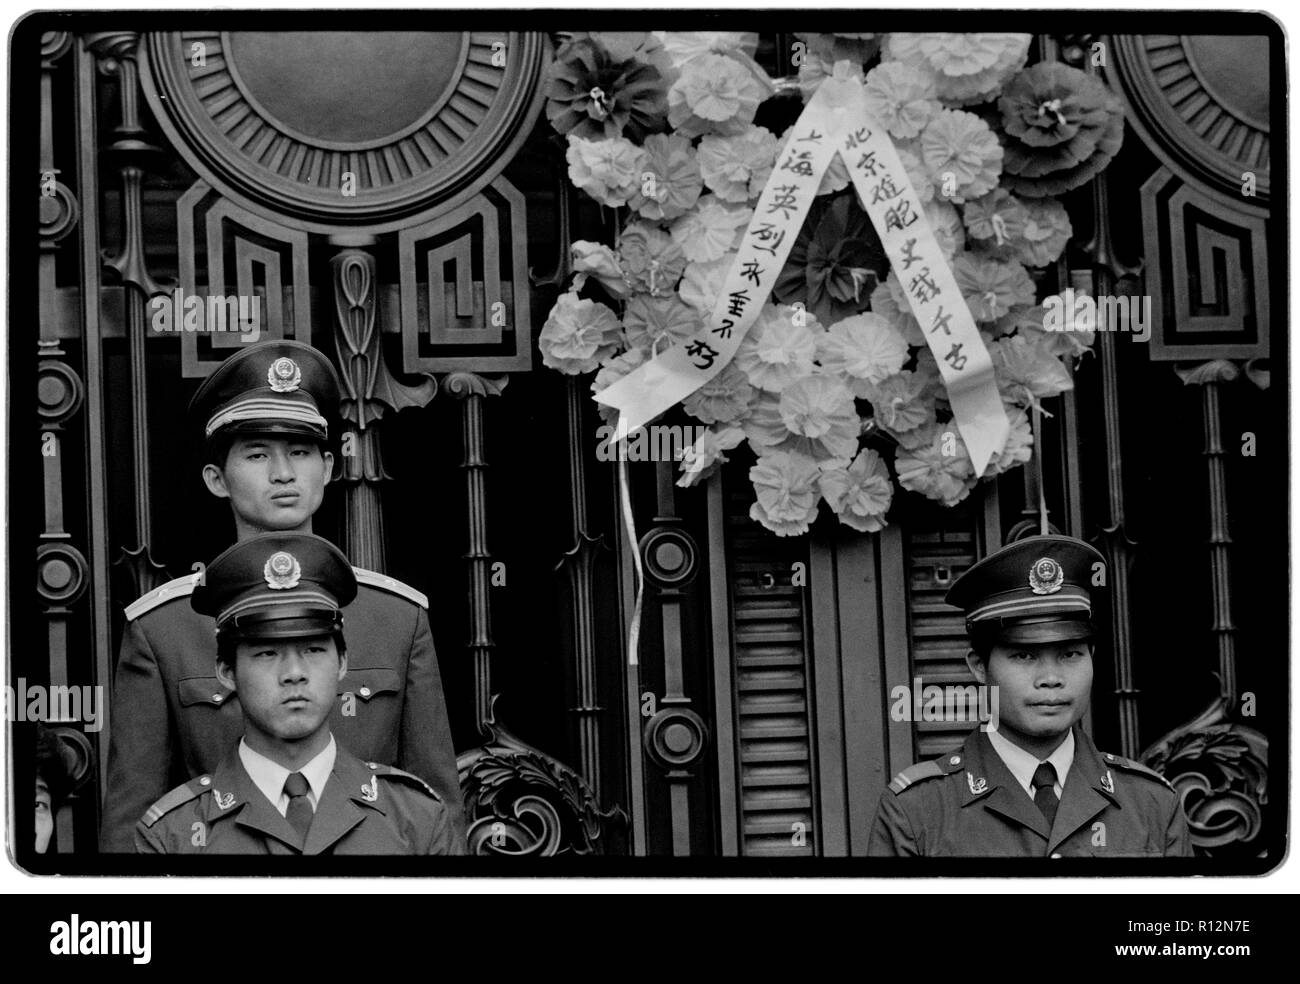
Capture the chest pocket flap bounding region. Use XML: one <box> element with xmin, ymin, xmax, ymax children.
<box><xmin>179</xmin><ymin>676</ymin><xmax>234</xmax><ymax>708</ymax></box>
<box><xmin>338</xmin><ymin>667</ymin><xmax>401</xmax><ymax>701</ymax></box>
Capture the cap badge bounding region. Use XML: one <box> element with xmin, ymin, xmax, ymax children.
<box><xmin>967</xmin><ymin>772</ymin><xmax>988</xmax><ymax>795</ymax></box>
<box><xmin>267</xmin><ymin>357</ymin><xmax>302</xmax><ymax>393</ymax></box>
<box><xmin>1100</xmin><ymin>770</ymin><xmax>1114</xmax><ymax>794</ymax></box>
<box><xmin>263</xmin><ymin>551</ymin><xmax>302</xmax><ymax>590</ymax></box>
<box><xmin>1028</xmin><ymin>557</ymin><xmax>1064</xmax><ymax>595</ymax></box>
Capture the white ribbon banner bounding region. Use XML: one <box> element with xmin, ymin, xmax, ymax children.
<box><xmin>595</xmin><ymin>70</ymin><xmax>1008</xmax><ymax>475</ymax></box>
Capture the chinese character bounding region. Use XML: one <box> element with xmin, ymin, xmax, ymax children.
<box><xmin>884</xmin><ymin>200</ymin><xmax>919</xmax><ymax>233</ymax></box>
<box><xmin>870</xmin><ymin>174</ymin><xmax>904</xmax><ymax>205</ymax></box>
<box><xmin>779</xmin><ymin>149</ymin><xmax>815</xmax><ymax>177</ymax></box>
<box><xmin>944</xmin><ymin>342</ymin><xmax>968</xmax><ymax>372</ymax></box>
<box><xmin>929</xmin><ymin>305</ymin><xmax>953</xmax><ymax>337</ymax></box>
<box><xmin>844</xmin><ymin>126</ymin><xmax>873</xmax><ymax>150</ymax></box>
<box><xmin>686</xmin><ymin>340</ymin><xmax>719</xmax><ymax>370</ymax></box>
<box><xmin>855</xmin><ymin>151</ymin><xmax>880</xmax><ymax>178</ymax></box>
<box><xmin>726</xmin><ymin>290</ymin><xmax>750</xmax><ymax>318</ymax></box>
<box><xmin>712</xmin><ymin>318</ymin><xmax>736</xmax><ymax>340</ymax></box>
<box><xmin>766</xmin><ymin>184</ymin><xmax>801</xmax><ymax>218</ymax></box>
<box><xmin>751</xmin><ymin>223</ymin><xmax>786</xmax><ymax>256</ymax></box>
<box><xmin>796</xmin><ymin>129</ymin><xmax>824</xmax><ymax>143</ymax></box>
<box><xmin>908</xmin><ymin>267</ymin><xmax>940</xmax><ymax>305</ymax></box>
<box><xmin>899</xmin><ymin>237</ymin><xmax>921</xmax><ymax>270</ymax></box>
<box><xmin>740</xmin><ymin>260</ymin><xmax>765</xmax><ymax>285</ymax></box>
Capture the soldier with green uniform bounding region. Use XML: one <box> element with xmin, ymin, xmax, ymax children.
<box><xmin>869</xmin><ymin>534</ymin><xmax>1193</xmax><ymax>858</ymax></box>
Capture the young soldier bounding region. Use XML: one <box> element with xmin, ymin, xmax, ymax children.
<box><xmin>101</xmin><ymin>341</ymin><xmax>464</xmax><ymax>852</ymax></box>
<box><xmin>136</xmin><ymin>533</ymin><xmax>462</xmax><ymax>854</ymax></box>
<box><xmin>869</xmin><ymin>534</ymin><xmax>1192</xmax><ymax>858</ymax></box>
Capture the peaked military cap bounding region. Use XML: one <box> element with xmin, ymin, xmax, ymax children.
<box><xmin>189</xmin><ymin>340</ymin><xmax>341</xmax><ymax>442</ymax></box>
<box><xmin>192</xmin><ymin>532</ymin><xmax>357</xmax><ymax>641</ymax></box>
<box><xmin>945</xmin><ymin>534</ymin><xmax>1105</xmax><ymax>644</ymax></box>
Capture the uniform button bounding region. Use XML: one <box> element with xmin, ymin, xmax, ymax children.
<box><xmin>949</xmin><ymin>756</ymin><xmax>961</xmax><ymax>765</ymax></box>
<box><xmin>199</xmin><ymin>776</ymin><xmax>211</xmax><ymax>786</ymax></box>
<box><xmin>359</xmin><ymin>686</ymin><xmax>371</xmax><ymax>697</ymax></box>
<box><xmin>366</xmin><ymin>762</ymin><xmax>377</xmax><ymax>770</ymax></box>
<box><xmin>1105</xmin><ymin>753</ymin><xmax>1115</xmax><ymax>761</ymax></box>
<box><xmin>212</xmin><ymin>693</ymin><xmax>222</xmax><ymax>702</ymax></box>
<box><xmin>1050</xmin><ymin>852</ymin><xmax>1062</xmax><ymax>859</ymax></box>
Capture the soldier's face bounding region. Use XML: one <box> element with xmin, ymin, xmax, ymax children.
<box><xmin>218</xmin><ymin>635</ymin><xmax>346</xmax><ymax>748</ymax></box>
<box><xmin>968</xmin><ymin>641</ymin><xmax>1092</xmax><ymax>744</ymax></box>
<box><xmin>202</xmin><ymin>437</ymin><xmax>333</xmax><ymax>536</ymax></box>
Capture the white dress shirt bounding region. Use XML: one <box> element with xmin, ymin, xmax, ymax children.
<box><xmin>986</xmin><ymin>727</ymin><xmax>1074</xmax><ymax>802</ymax></box>
<box><xmin>238</xmin><ymin>735</ymin><xmax>336</xmax><ymax>816</ymax></box>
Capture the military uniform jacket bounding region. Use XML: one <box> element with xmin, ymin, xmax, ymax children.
<box><xmin>134</xmin><ymin>743</ymin><xmax>465</xmax><ymax>855</ymax></box>
<box><xmin>101</xmin><ymin>570</ymin><xmax>465</xmax><ymax>853</ymax></box>
<box><xmin>868</xmin><ymin>726</ymin><xmax>1193</xmax><ymax>857</ymax></box>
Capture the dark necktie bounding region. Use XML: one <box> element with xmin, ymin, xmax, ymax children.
<box><xmin>1031</xmin><ymin>762</ymin><xmax>1059</xmax><ymax>828</ymax></box>
<box><xmin>283</xmin><ymin>772</ymin><xmax>314</xmax><ymax>844</ymax></box>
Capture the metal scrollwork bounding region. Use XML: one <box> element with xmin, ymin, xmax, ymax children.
<box><xmin>1143</xmin><ymin>697</ymin><xmax>1268</xmax><ymax>856</ymax></box>
<box><xmin>458</xmin><ymin>697</ymin><xmax>627</xmax><ymax>856</ymax></box>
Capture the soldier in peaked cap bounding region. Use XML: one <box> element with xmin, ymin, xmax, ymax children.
<box><xmin>102</xmin><ymin>340</ymin><xmax>466</xmax><ymax>852</ymax></box>
<box><xmin>869</xmin><ymin>534</ymin><xmax>1193</xmax><ymax>858</ymax></box>
<box><xmin>135</xmin><ymin>534</ymin><xmax>462</xmax><ymax>855</ymax></box>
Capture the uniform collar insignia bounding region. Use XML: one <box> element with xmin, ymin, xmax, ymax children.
<box><xmin>360</xmin><ymin>775</ymin><xmax>378</xmax><ymax>802</ymax></box>
<box><xmin>213</xmin><ymin>789</ymin><xmax>236</xmax><ymax>810</ymax></box>
<box><xmin>1100</xmin><ymin>770</ymin><xmax>1114</xmax><ymax>793</ymax></box>
<box><xmin>967</xmin><ymin>771</ymin><xmax>988</xmax><ymax>795</ymax></box>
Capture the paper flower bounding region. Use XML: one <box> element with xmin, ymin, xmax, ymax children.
<box><xmin>962</xmin><ymin>188</ymin><xmax>1028</xmax><ymax>257</ymax></box>
<box><xmin>734</xmin><ymin>303</ymin><xmax>823</xmax><ymax>393</ymax></box>
<box><xmin>885</xmin><ymin>33</ymin><xmax>1031</xmax><ymax>106</ymax></box>
<box><xmin>796</xmin><ymin>33</ymin><xmax>879</xmax><ymax>67</ymax></box>
<box><xmin>982</xmin><ymin>404</ymin><xmax>1034</xmax><ymax>477</ymax></box>
<box><xmin>894</xmin><ymin>145</ymin><xmax>934</xmax><ymax>204</ymax></box>
<box><xmin>545</xmin><ymin>36</ymin><xmax>669</xmax><ymax>141</ymax></box>
<box><xmin>1022</xmin><ymin>298</ymin><xmax>1096</xmax><ymax>360</ymax></box>
<box><xmin>678</xmin><ymin>250</ymin><xmax>735</xmax><ymax>315</ymax></box>
<box><xmin>682</xmin><ymin>361</ymin><xmax>754</xmax><ymax>425</ymax></box>
<box><xmin>748</xmin><ymin>449</ymin><xmax>823</xmax><ymax>536</ymax></box>
<box><xmin>741</xmin><ymin>390</ymin><xmax>790</xmax><ymax>450</ymax></box>
<box><xmin>656</xmin><ymin>32</ymin><xmax>759</xmax><ymax>68</ymax></box>
<box><xmin>570</xmin><ymin>240</ymin><xmax>628</xmax><ymax>299</ymax></box>
<box><xmin>953</xmin><ymin>252</ymin><xmax>1037</xmax><ymax>323</ymax></box>
<box><xmin>579</xmin><ymin>32</ymin><xmax>677</xmax><ymax>83</ymax></box>
<box><xmin>818</xmin><ymin>313</ymin><xmax>909</xmax><ymax>396</ymax></box>
<box><xmin>865</xmin><ymin>369</ymin><xmax>935</xmax><ymax>439</ymax></box>
<box><xmin>894</xmin><ymin>423</ymin><xmax>976</xmax><ymax>506</ymax></box>
<box><xmin>538</xmin><ymin>291</ymin><xmax>623</xmax><ymax>375</ymax></box>
<box><xmin>998</xmin><ymin>61</ymin><xmax>1125</xmax><ymax>197</ymax></box>
<box><xmin>863</xmin><ymin>61</ymin><xmax>941</xmax><ymax>139</ymax></box>
<box><xmin>591</xmin><ymin>345</ymin><xmax>650</xmax><ymax>425</ymax></box>
<box><xmin>818</xmin><ymin>448</ymin><xmax>894</xmax><ymax>532</ymax></box>
<box><xmin>1015</xmin><ymin>197</ymin><xmax>1073</xmax><ymax>267</ymax></box>
<box><xmin>779</xmin><ymin>374</ymin><xmax>858</xmax><ymax>442</ymax></box>
<box><xmin>869</xmin><ymin>273</ymin><xmax>924</xmax><ymax>347</ymax></box>
<box><xmin>566</xmin><ymin>135</ymin><xmax>647</xmax><ymax>207</ymax></box>
<box><xmin>920</xmin><ymin>109</ymin><xmax>1003</xmax><ymax>203</ymax></box>
<box><xmin>990</xmin><ymin>333</ymin><xmax>1075</xmax><ymax>407</ymax></box>
<box><xmin>622</xmin><ymin>293</ymin><xmax>701</xmax><ymax>356</ymax></box>
<box><xmin>627</xmin><ymin>133</ymin><xmax>704</xmax><ymax>222</ymax></box>
<box><xmin>617</xmin><ymin>222</ymin><xmax>687</xmax><ymax>296</ymax></box>
<box><xmin>667</xmin><ymin>52</ymin><xmax>769</xmax><ymax>138</ymax></box>
<box><xmin>676</xmin><ymin>425</ymin><xmax>747</xmax><ymax>487</ymax></box>
<box><xmin>670</xmin><ymin>196</ymin><xmax>752</xmax><ymax>263</ymax></box>
<box><xmin>925</xmin><ymin>199</ymin><xmax>967</xmax><ymax>261</ymax></box>
<box><xmin>696</xmin><ymin>126</ymin><xmax>779</xmax><ymax>203</ymax></box>
<box><xmin>772</xmin><ymin>193</ymin><xmax>887</xmax><ymax>326</ymax></box>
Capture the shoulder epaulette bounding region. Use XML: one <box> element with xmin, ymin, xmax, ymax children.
<box><xmin>124</xmin><ymin>573</ymin><xmax>200</xmax><ymax>621</ymax></box>
<box><xmin>353</xmin><ymin>567</ymin><xmax>428</xmax><ymax>610</ymax></box>
<box><xmin>140</xmin><ymin>775</ymin><xmax>210</xmax><ymax>827</ymax></box>
<box><xmin>369</xmin><ymin>762</ymin><xmax>441</xmax><ymax>801</ymax></box>
<box><xmin>1105</xmin><ymin>753</ymin><xmax>1177</xmax><ymax>791</ymax></box>
<box><xmin>888</xmin><ymin>759</ymin><xmax>950</xmax><ymax>795</ymax></box>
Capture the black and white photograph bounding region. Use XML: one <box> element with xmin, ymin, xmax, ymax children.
<box><xmin>2</xmin><ymin>4</ymin><xmax>1291</xmax><ymax>923</ymax></box>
